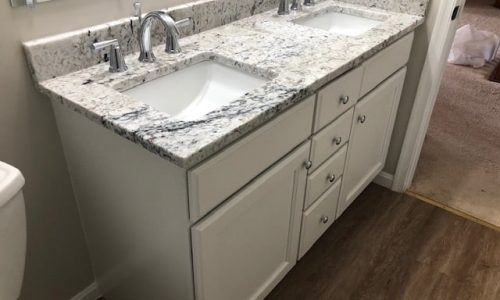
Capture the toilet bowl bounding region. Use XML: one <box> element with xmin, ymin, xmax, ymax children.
<box><xmin>0</xmin><ymin>161</ymin><xmax>27</xmax><ymax>300</ymax></box>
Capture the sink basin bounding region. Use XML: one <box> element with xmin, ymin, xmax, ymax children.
<box><xmin>294</xmin><ymin>11</ymin><xmax>382</xmax><ymax>36</ymax></box>
<box><xmin>124</xmin><ymin>61</ymin><xmax>268</xmax><ymax>121</ymax></box>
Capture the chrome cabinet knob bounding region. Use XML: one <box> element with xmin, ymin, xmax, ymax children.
<box><xmin>320</xmin><ymin>216</ymin><xmax>329</xmax><ymax>224</ymax></box>
<box><xmin>304</xmin><ymin>160</ymin><xmax>313</xmax><ymax>170</ymax></box>
<box><xmin>332</xmin><ymin>136</ymin><xmax>342</xmax><ymax>146</ymax></box>
<box><xmin>358</xmin><ymin>115</ymin><xmax>367</xmax><ymax>124</ymax></box>
<box><xmin>340</xmin><ymin>95</ymin><xmax>350</xmax><ymax>105</ymax></box>
<box><xmin>327</xmin><ymin>174</ymin><xmax>336</xmax><ymax>183</ymax></box>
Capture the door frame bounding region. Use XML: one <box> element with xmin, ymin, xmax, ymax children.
<box><xmin>391</xmin><ymin>0</ymin><xmax>466</xmax><ymax>192</ymax></box>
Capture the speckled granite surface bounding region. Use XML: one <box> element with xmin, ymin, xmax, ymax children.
<box><xmin>25</xmin><ymin>0</ymin><xmax>426</xmax><ymax>169</ymax></box>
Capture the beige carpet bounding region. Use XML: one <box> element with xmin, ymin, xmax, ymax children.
<box><xmin>409</xmin><ymin>0</ymin><xmax>500</xmax><ymax>228</ymax></box>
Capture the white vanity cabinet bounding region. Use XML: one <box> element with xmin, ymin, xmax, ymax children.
<box><xmin>50</xmin><ymin>31</ymin><xmax>415</xmax><ymax>300</ymax></box>
<box><xmin>192</xmin><ymin>142</ymin><xmax>309</xmax><ymax>300</ymax></box>
<box><xmin>337</xmin><ymin>68</ymin><xmax>407</xmax><ymax>217</ymax></box>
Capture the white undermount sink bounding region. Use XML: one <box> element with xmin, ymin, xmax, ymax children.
<box><xmin>124</xmin><ymin>61</ymin><xmax>268</xmax><ymax>121</ymax></box>
<box><xmin>294</xmin><ymin>11</ymin><xmax>382</xmax><ymax>36</ymax></box>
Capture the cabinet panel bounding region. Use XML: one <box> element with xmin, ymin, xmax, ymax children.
<box><xmin>337</xmin><ymin>68</ymin><xmax>407</xmax><ymax>218</ymax></box>
<box><xmin>191</xmin><ymin>142</ymin><xmax>309</xmax><ymax>300</ymax></box>
<box><xmin>314</xmin><ymin>66</ymin><xmax>362</xmax><ymax>132</ymax></box>
<box><xmin>299</xmin><ymin>179</ymin><xmax>341</xmax><ymax>259</ymax></box>
<box><xmin>189</xmin><ymin>96</ymin><xmax>314</xmax><ymax>222</ymax></box>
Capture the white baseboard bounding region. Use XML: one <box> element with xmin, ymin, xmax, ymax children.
<box><xmin>69</xmin><ymin>282</ymin><xmax>100</xmax><ymax>300</ymax></box>
<box><xmin>374</xmin><ymin>171</ymin><xmax>394</xmax><ymax>190</ymax></box>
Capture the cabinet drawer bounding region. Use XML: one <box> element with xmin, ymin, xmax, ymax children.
<box><xmin>188</xmin><ymin>96</ymin><xmax>315</xmax><ymax>222</ymax></box>
<box><xmin>305</xmin><ymin>145</ymin><xmax>347</xmax><ymax>209</ymax></box>
<box><xmin>309</xmin><ymin>108</ymin><xmax>354</xmax><ymax>172</ymax></box>
<box><xmin>314</xmin><ymin>66</ymin><xmax>362</xmax><ymax>132</ymax></box>
<box><xmin>299</xmin><ymin>179</ymin><xmax>341</xmax><ymax>259</ymax></box>
<box><xmin>361</xmin><ymin>32</ymin><xmax>414</xmax><ymax>96</ymax></box>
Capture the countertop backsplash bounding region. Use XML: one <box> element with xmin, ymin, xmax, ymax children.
<box><xmin>24</xmin><ymin>0</ymin><xmax>427</xmax><ymax>82</ymax></box>
<box><xmin>337</xmin><ymin>0</ymin><xmax>427</xmax><ymax>16</ymax></box>
<box><xmin>24</xmin><ymin>0</ymin><xmax>281</xmax><ymax>82</ymax></box>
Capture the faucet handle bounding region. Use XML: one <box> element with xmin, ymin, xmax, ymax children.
<box><xmin>278</xmin><ymin>0</ymin><xmax>290</xmax><ymax>15</ymax></box>
<box><xmin>175</xmin><ymin>17</ymin><xmax>192</xmax><ymax>29</ymax></box>
<box><xmin>92</xmin><ymin>39</ymin><xmax>128</xmax><ymax>73</ymax></box>
<box><xmin>169</xmin><ymin>17</ymin><xmax>192</xmax><ymax>36</ymax></box>
<box><xmin>133</xmin><ymin>2</ymin><xmax>142</xmax><ymax>23</ymax></box>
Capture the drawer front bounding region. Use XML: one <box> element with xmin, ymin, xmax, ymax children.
<box><xmin>314</xmin><ymin>66</ymin><xmax>362</xmax><ymax>132</ymax></box>
<box><xmin>188</xmin><ymin>96</ymin><xmax>315</xmax><ymax>222</ymax></box>
<box><xmin>309</xmin><ymin>108</ymin><xmax>353</xmax><ymax>173</ymax></box>
<box><xmin>299</xmin><ymin>179</ymin><xmax>341</xmax><ymax>259</ymax></box>
<box><xmin>361</xmin><ymin>32</ymin><xmax>414</xmax><ymax>96</ymax></box>
<box><xmin>305</xmin><ymin>144</ymin><xmax>347</xmax><ymax>209</ymax></box>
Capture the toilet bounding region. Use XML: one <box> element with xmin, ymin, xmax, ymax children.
<box><xmin>0</xmin><ymin>161</ymin><xmax>26</xmax><ymax>300</ymax></box>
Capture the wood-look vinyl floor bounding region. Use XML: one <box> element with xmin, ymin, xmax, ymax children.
<box><xmin>267</xmin><ymin>184</ymin><xmax>500</xmax><ymax>300</ymax></box>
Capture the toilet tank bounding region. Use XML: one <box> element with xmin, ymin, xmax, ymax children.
<box><xmin>0</xmin><ymin>161</ymin><xmax>27</xmax><ymax>300</ymax></box>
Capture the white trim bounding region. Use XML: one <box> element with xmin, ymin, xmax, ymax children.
<box><xmin>69</xmin><ymin>282</ymin><xmax>100</xmax><ymax>300</ymax></box>
<box><xmin>374</xmin><ymin>171</ymin><xmax>394</xmax><ymax>189</ymax></box>
<box><xmin>392</xmin><ymin>0</ymin><xmax>466</xmax><ymax>192</ymax></box>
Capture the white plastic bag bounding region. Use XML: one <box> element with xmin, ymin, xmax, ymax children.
<box><xmin>448</xmin><ymin>24</ymin><xmax>500</xmax><ymax>68</ymax></box>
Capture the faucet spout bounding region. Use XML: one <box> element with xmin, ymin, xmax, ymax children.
<box><xmin>138</xmin><ymin>11</ymin><xmax>191</xmax><ymax>62</ymax></box>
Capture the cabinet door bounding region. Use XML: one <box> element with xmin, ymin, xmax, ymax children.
<box><xmin>191</xmin><ymin>142</ymin><xmax>310</xmax><ymax>300</ymax></box>
<box><xmin>337</xmin><ymin>68</ymin><xmax>407</xmax><ymax>218</ymax></box>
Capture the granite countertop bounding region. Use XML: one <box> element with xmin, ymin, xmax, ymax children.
<box><xmin>31</xmin><ymin>0</ymin><xmax>425</xmax><ymax>169</ymax></box>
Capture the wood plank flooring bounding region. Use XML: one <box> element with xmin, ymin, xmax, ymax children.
<box><xmin>267</xmin><ymin>184</ymin><xmax>500</xmax><ymax>300</ymax></box>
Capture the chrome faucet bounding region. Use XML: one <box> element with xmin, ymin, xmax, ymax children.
<box><xmin>138</xmin><ymin>11</ymin><xmax>192</xmax><ymax>62</ymax></box>
<box><xmin>291</xmin><ymin>0</ymin><xmax>302</xmax><ymax>11</ymax></box>
<box><xmin>277</xmin><ymin>0</ymin><xmax>290</xmax><ymax>15</ymax></box>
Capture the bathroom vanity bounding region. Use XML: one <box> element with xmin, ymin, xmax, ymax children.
<box><xmin>24</xmin><ymin>0</ymin><xmax>425</xmax><ymax>299</ymax></box>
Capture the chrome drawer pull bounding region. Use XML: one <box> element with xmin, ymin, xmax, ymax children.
<box><xmin>327</xmin><ymin>174</ymin><xmax>336</xmax><ymax>183</ymax></box>
<box><xmin>320</xmin><ymin>216</ymin><xmax>329</xmax><ymax>224</ymax></box>
<box><xmin>340</xmin><ymin>95</ymin><xmax>350</xmax><ymax>105</ymax></box>
<box><xmin>358</xmin><ymin>115</ymin><xmax>367</xmax><ymax>124</ymax></box>
<box><xmin>304</xmin><ymin>160</ymin><xmax>313</xmax><ymax>170</ymax></box>
<box><xmin>332</xmin><ymin>136</ymin><xmax>342</xmax><ymax>146</ymax></box>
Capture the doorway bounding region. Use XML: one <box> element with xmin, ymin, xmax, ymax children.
<box><xmin>408</xmin><ymin>0</ymin><xmax>500</xmax><ymax>229</ymax></box>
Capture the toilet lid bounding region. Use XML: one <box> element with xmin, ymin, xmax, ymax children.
<box><xmin>0</xmin><ymin>161</ymin><xmax>25</xmax><ymax>208</ymax></box>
